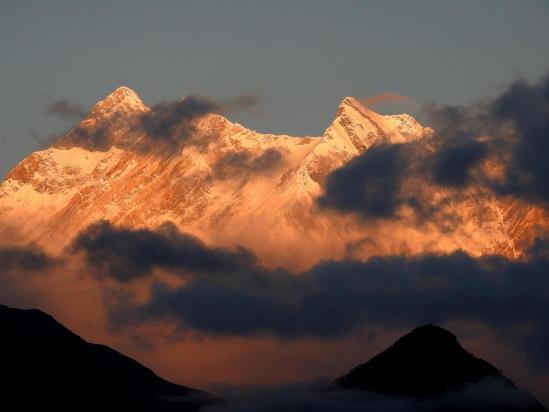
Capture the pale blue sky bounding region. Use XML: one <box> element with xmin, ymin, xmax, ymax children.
<box><xmin>1</xmin><ymin>0</ymin><xmax>549</xmax><ymax>176</ymax></box>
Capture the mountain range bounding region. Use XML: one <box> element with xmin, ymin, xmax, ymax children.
<box><xmin>1</xmin><ymin>86</ymin><xmax>547</xmax><ymax>269</ymax></box>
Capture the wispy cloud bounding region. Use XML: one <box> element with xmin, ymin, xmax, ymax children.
<box><xmin>359</xmin><ymin>93</ymin><xmax>416</xmax><ymax>109</ymax></box>
<box><xmin>48</xmin><ymin>92</ymin><xmax>259</xmax><ymax>155</ymax></box>
<box><xmin>46</xmin><ymin>99</ymin><xmax>87</xmax><ymax>121</ymax></box>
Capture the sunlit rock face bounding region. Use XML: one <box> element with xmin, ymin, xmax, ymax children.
<box><xmin>0</xmin><ymin>87</ymin><xmax>546</xmax><ymax>269</ymax></box>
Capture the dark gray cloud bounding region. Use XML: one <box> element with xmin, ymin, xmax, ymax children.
<box><xmin>46</xmin><ymin>93</ymin><xmax>259</xmax><ymax>154</ymax></box>
<box><xmin>425</xmin><ymin>74</ymin><xmax>549</xmax><ymax>205</ymax></box>
<box><xmin>59</xmin><ymin>124</ymin><xmax>111</xmax><ymax>151</ymax></box>
<box><xmin>46</xmin><ymin>99</ymin><xmax>87</xmax><ymax>121</ymax></box>
<box><xmin>319</xmin><ymin>74</ymin><xmax>549</xmax><ymax>220</ymax></box>
<box><xmin>51</xmin><ymin>107</ymin><xmax>128</xmax><ymax>152</ymax></box>
<box><xmin>71</xmin><ymin>221</ymin><xmax>258</xmax><ymax>283</ymax></box>
<box><xmin>421</xmin><ymin>99</ymin><xmax>513</xmax><ymax>197</ymax></box>
<box><xmin>232</xmin><ymin>94</ymin><xmax>259</xmax><ymax>110</ymax></box>
<box><xmin>74</xmin><ymin>222</ymin><xmax>549</xmax><ymax>373</ymax></box>
<box><xmin>129</xmin><ymin>245</ymin><xmax>549</xmax><ymax>361</ymax></box>
<box><xmin>214</xmin><ymin>148</ymin><xmax>284</xmax><ymax>180</ymax></box>
<box><xmin>318</xmin><ymin>143</ymin><xmax>413</xmax><ymax>219</ymax></box>
<box><xmin>135</xmin><ymin>96</ymin><xmax>220</xmax><ymax>154</ymax></box>
<box><xmin>0</xmin><ymin>244</ymin><xmax>59</xmax><ymax>308</ymax></box>
<box><xmin>135</xmin><ymin>94</ymin><xmax>259</xmax><ymax>154</ymax></box>
<box><xmin>0</xmin><ymin>244</ymin><xmax>56</xmax><ymax>272</ymax></box>
<box><xmin>430</xmin><ymin>139</ymin><xmax>489</xmax><ymax>187</ymax></box>
<box><xmin>489</xmin><ymin>74</ymin><xmax>549</xmax><ymax>204</ymax></box>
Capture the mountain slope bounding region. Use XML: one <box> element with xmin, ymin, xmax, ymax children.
<box><xmin>0</xmin><ymin>303</ymin><xmax>220</xmax><ymax>411</ymax></box>
<box><xmin>0</xmin><ymin>87</ymin><xmax>546</xmax><ymax>268</ymax></box>
<box><xmin>330</xmin><ymin>325</ymin><xmax>546</xmax><ymax>411</ymax></box>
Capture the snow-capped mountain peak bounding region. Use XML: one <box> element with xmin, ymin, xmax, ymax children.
<box><xmin>88</xmin><ymin>85</ymin><xmax>148</xmax><ymax>121</ymax></box>
<box><xmin>324</xmin><ymin>96</ymin><xmax>427</xmax><ymax>152</ymax></box>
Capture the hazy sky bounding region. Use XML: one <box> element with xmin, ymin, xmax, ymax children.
<box><xmin>1</xmin><ymin>0</ymin><xmax>549</xmax><ymax>176</ymax></box>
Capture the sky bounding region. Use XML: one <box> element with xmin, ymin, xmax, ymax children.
<box><xmin>1</xmin><ymin>1</ymin><xmax>549</xmax><ymax>409</ymax></box>
<box><xmin>1</xmin><ymin>0</ymin><xmax>549</xmax><ymax>177</ymax></box>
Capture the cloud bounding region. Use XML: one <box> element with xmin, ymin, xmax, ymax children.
<box><xmin>232</xmin><ymin>94</ymin><xmax>259</xmax><ymax>111</ymax></box>
<box><xmin>317</xmin><ymin>143</ymin><xmax>413</xmax><ymax>219</ymax></box>
<box><xmin>128</xmin><ymin>244</ymin><xmax>549</xmax><ymax>356</ymax></box>
<box><xmin>319</xmin><ymin>73</ymin><xmax>549</xmax><ymax>221</ymax></box>
<box><xmin>213</xmin><ymin>148</ymin><xmax>284</xmax><ymax>180</ymax></box>
<box><xmin>359</xmin><ymin>93</ymin><xmax>416</xmax><ymax>109</ymax></box>
<box><xmin>134</xmin><ymin>94</ymin><xmax>259</xmax><ymax>154</ymax></box>
<box><xmin>426</xmin><ymin>73</ymin><xmax>549</xmax><ymax>205</ymax></box>
<box><xmin>70</xmin><ymin>221</ymin><xmax>258</xmax><ymax>283</ymax></box>
<box><xmin>0</xmin><ymin>243</ymin><xmax>60</xmax><ymax>308</ymax></box>
<box><xmin>70</xmin><ymin>222</ymin><xmax>549</xmax><ymax>374</ymax></box>
<box><xmin>1</xmin><ymin>223</ymin><xmax>548</xmax><ymax>407</ymax></box>
<box><xmin>46</xmin><ymin>99</ymin><xmax>87</xmax><ymax>121</ymax></box>
<box><xmin>0</xmin><ymin>244</ymin><xmax>56</xmax><ymax>272</ymax></box>
<box><xmin>430</xmin><ymin>140</ymin><xmax>489</xmax><ymax>187</ymax></box>
<box><xmin>135</xmin><ymin>96</ymin><xmax>220</xmax><ymax>154</ymax></box>
<box><xmin>489</xmin><ymin>74</ymin><xmax>549</xmax><ymax>204</ymax></box>
<box><xmin>60</xmin><ymin>124</ymin><xmax>111</xmax><ymax>151</ymax></box>
<box><xmin>206</xmin><ymin>379</ymin><xmax>542</xmax><ymax>412</ymax></box>
<box><xmin>421</xmin><ymin>104</ymin><xmax>499</xmax><ymax>191</ymax></box>
<box><xmin>45</xmin><ymin>93</ymin><xmax>259</xmax><ymax>154</ymax></box>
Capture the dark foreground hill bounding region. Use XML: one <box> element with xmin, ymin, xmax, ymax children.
<box><xmin>1</xmin><ymin>307</ymin><xmax>546</xmax><ymax>412</ymax></box>
<box><xmin>330</xmin><ymin>324</ymin><xmax>546</xmax><ymax>412</ymax></box>
<box><xmin>0</xmin><ymin>303</ymin><xmax>220</xmax><ymax>411</ymax></box>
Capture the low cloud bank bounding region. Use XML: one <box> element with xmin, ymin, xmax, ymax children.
<box><xmin>205</xmin><ymin>379</ymin><xmax>543</xmax><ymax>412</ymax></box>
<box><xmin>64</xmin><ymin>222</ymin><xmax>549</xmax><ymax>373</ymax></box>
<box><xmin>1</xmin><ymin>222</ymin><xmax>548</xmax><ymax>407</ymax></box>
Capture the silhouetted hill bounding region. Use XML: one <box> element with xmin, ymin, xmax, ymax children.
<box><xmin>330</xmin><ymin>324</ymin><xmax>546</xmax><ymax>412</ymax></box>
<box><xmin>0</xmin><ymin>303</ymin><xmax>221</xmax><ymax>411</ymax></box>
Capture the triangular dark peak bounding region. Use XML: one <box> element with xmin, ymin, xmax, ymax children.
<box><xmin>333</xmin><ymin>324</ymin><xmax>509</xmax><ymax>397</ymax></box>
<box><xmin>328</xmin><ymin>324</ymin><xmax>547</xmax><ymax>411</ymax></box>
<box><xmin>0</xmin><ymin>303</ymin><xmax>221</xmax><ymax>411</ymax></box>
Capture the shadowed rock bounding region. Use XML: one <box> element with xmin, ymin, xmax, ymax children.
<box><xmin>330</xmin><ymin>324</ymin><xmax>546</xmax><ymax>411</ymax></box>
<box><xmin>0</xmin><ymin>303</ymin><xmax>221</xmax><ymax>411</ymax></box>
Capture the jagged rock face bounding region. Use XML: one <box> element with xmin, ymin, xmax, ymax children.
<box><xmin>0</xmin><ymin>87</ymin><xmax>546</xmax><ymax>268</ymax></box>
